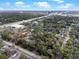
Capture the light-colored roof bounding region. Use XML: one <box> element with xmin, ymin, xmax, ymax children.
<box><xmin>9</xmin><ymin>24</ymin><xmax>24</xmax><ymax>28</ymax></box>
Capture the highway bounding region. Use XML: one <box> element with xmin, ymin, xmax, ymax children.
<box><xmin>0</xmin><ymin>13</ymin><xmax>76</xmax><ymax>59</ymax></box>
<box><xmin>0</xmin><ymin>14</ymin><xmax>52</xmax><ymax>28</ymax></box>
<box><xmin>0</xmin><ymin>13</ymin><xmax>78</xmax><ymax>28</ymax></box>
<box><xmin>0</xmin><ymin>13</ymin><xmax>53</xmax><ymax>59</ymax></box>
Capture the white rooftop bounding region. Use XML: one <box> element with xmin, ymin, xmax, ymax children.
<box><xmin>9</xmin><ymin>24</ymin><xmax>24</xmax><ymax>28</ymax></box>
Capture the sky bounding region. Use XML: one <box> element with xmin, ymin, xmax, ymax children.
<box><xmin>0</xmin><ymin>0</ymin><xmax>79</xmax><ymax>11</ymax></box>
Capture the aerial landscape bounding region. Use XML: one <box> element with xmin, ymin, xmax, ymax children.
<box><xmin>0</xmin><ymin>0</ymin><xmax>79</xmax><ymax>59</ymax></box>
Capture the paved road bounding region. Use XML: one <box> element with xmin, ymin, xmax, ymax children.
<box><xmin>61</xmin><ymin>27</ymin><xmax>71</xmax><ymax>48</ymax></box>
<box><xmin>0</xmin><ymin>13</ymin><xmax>78</xmax><ymax>28</ymax></box>
<box><xmin>0</xmin><ymin>14</ymin><xmax>53</xmax><ymax>59</ymax></box>
<box><xmin>3</xmin><ymin>40</ymin><xmax>41</xmax><ymax>59</ymax></box>
<box><xmin>0</xmin><ymin>13</ymin><xmax>75</xmax><ymax>59</ymax></box>
<box><xmin>0</xmin><ymin>14</ymin><xmax>52</xmax><ymax>28</ymax></box>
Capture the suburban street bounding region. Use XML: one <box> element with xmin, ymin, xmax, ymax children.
<box><xmin>61</xmin><ymin>26</ymin><xmax>71</xmax><ymax>48</ymax></box>
<box><xmin>0</xmin><ymin>13</ymin><xmax>53</xmax><ymax>59</ymax></box>
<box><xmin>0</xmin><ymin>0</ymin><xmax>79</xmax><ymax>58</ymax></box>
<box><xmin>0</xmin><ymin>13</ymin><xmax>78</xmax><ymax>59</ymax></box>
<box><xmin>3</xmin><ymin>40</ymin><xmax>41</xmax><ymax>59</ymax></box>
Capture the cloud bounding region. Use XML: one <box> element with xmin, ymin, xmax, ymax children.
<box><xmin>34</xmin><ymin>2</ymin><xmax>51</xmax><ymax>8</ymax></box>
<box><xmin>15</xmin><ymin>1</ymin><xmax>30</xmax><ymax>8</ymax></box>
<box><xmin>15</xmin><ymin>1</ymin><xmax>25</xmax><ymax>7</ymax></box>
<box><xmin>53</xmin><ymin>0</ymin><xmax>64</xmax><ymax>3</ymax></box>
<box><xmin>5</xmin><ymin>2</ymin><xmax>10</xmax><ymax>6</ymax></box>
<box><xmin>60</xmin><ymin>3</ymin><xmax>73</xmax><ymax>10</ymax></box>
